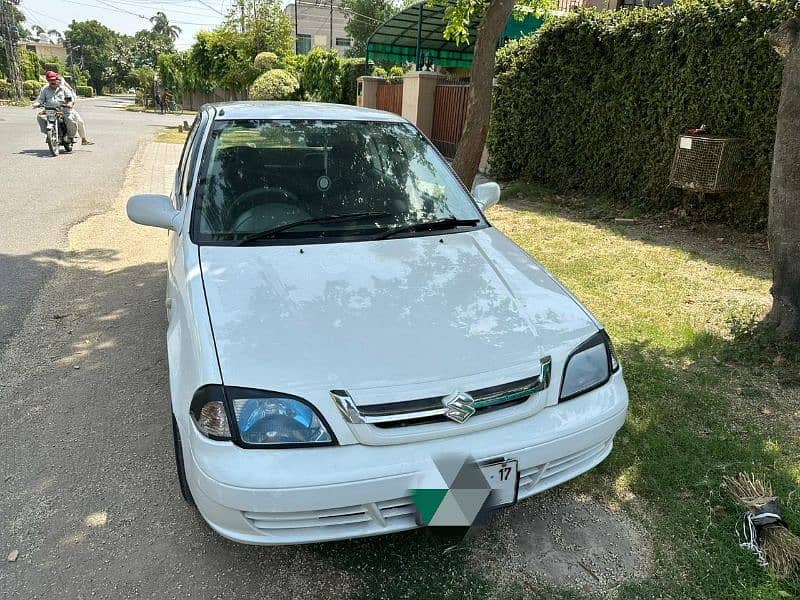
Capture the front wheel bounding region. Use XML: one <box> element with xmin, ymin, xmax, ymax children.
<box><xmin>47</xmin><ymin>128</ymin><xmax>59</xmax><ymax>156</ymax></box>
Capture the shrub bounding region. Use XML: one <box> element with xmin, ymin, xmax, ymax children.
<box><xmin>23</xmin><ymin>80</ymin><xmax>42</xmax><ymax>100</ymax></box>
<box><xmin>339</xmin><ymin>57</ymin><xmax>365</xmax><ymax>105</ymax></box>
<box><xmin>371</xmin><ymin>66</ymin><xmax>387</xmax><ymax>78</ymax></box>
<box><xmin>0</xmin><ymin>79</ymin><xmax>11</xmax><ymax>99</ymax></box>
<box><xmin>388</xmin><ymin>65</ymin><xmax>405</xmax><ymax>78</ymax></box>
<box><xmin>254</xmin><ymin>51</ymin><xmax>278</xmax><ymax>72</ymax></box>
<box><xmin>301</xmin><ymin>48</ymin><xmax>342</xmax><ymax>103</ymax></box>
<box><xmin>248</xmin><ymin>69</ymin><xmax>299</xmax><ymax>100</ymax></box>
<box><xmin>489</xmin><ymin>0</ymin><xmax>793</xmax><ymax>230</ymax></box>
<box><xmin>76</xmin><ymin>85</ymin><xmax>94</xmax><ymax>98</ymax></box>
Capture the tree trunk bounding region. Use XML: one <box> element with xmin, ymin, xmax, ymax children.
<box><xmin>451</xmin><ymin>0</ymin><xmax>516</xmax><ymax>190</ymax></box>
<box><xmin>768</xmin><ymin>18</ymin><xmax>800</xmax><ymax>340</ymax></box>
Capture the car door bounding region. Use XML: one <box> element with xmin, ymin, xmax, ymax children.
<box><xmin>167</xmin><ymin>112</ymin><xmax>209</xmax><ymax>323</ymax></box>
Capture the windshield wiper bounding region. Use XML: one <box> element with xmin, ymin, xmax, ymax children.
<box><xmin>375</xmin><ymin>217</ymin><xmax>480</xmax><ymax>240</ymax></box>
<box><xmin>235</xmin><ymin>212</ymin><xmax>392</xmax><ymax>245</ymax></box>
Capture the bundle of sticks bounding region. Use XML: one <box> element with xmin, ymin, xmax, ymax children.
<box><xmin>724</xmin><ymin>472</ymin><xmax>800</xmax><ymax>577</ymax></box>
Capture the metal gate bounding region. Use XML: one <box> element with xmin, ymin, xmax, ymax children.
<box><xmin>430</xmin><ymin>84</ymin><xmax>470</xmax><ymax>158</ymax></box>
<box><xmin>376</xmin><ymin>83</ymin><xmax>403</xmax><ymax>116</ymax></box>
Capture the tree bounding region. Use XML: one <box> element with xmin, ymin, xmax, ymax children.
<box><xmin>301</xmin><ymin>48</ymin><xmax>341</xmax><ymax>102</ymax></box>
<box><xmin>339</xmin><ymin>0</ymin><xmax>398</xmax><ymax>57</ymax></box>
<box><xmin>441</xmin><ymin>0</ymin><xmax>552</xmax><ymax>189</ymax></box>
<box><xmin>237</xmin><ymin>0</ymin><xmax>294</xmax><ymax>58</ymax></box>
<box><xmin>767</xmin><ymin>17</ymin><xmax>800</xmax><ymax>340</ymax></box>
<box><xmin>65</xmin><ymin>20</ymin><xmax>117</xmax><ymax>93</ymax></box>
<box><xmin>132</xmin><ymin>29</ymin><xmax>175</xmax><ymax>67</ymax></box>
<box><xmin>150</xmin><ymin>12</ymin><xmax>181</xmax><ymax>42</ymax></box>
<box><xmin>0</xmin><ymin>7</ymin><xmax>27</xmax><ymax>81</ymax></box>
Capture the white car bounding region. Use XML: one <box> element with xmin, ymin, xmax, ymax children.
<box><xmin>127</xmin><ymin>102</ymin><xmax>628</xmax><ymax>545</ymax></box>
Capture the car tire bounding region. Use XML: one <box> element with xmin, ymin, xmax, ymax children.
<box><xmin>172</xmin><ymin>415</ymin><xmax>196</xmax><ymax>506</ymax></box>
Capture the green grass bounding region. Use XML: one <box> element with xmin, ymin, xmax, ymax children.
<box><xmin>155</xmin><ymin>126</ymin><xmax>189</xmax><ymax>144</ymax></box>
<box><xmin>310</xmin><ymin>183</ymin><xmax>800</xmax><ymax>598</ymax></box>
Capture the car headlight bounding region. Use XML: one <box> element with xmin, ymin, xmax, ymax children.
<box><xmin>560</xmin><ymin>330</ymin><xmax>620</xmax><ymax>401</ymax></box>
<box><xmin>228</xmin><ymin>387</ymin><xmax>334</xmax><ymax>447</ymax></box>
<box><xmin>190</xmin><ymin>386</ymin><xmax>335</xmax><ymax>447</ymax></box>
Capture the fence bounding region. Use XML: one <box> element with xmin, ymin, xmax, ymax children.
<box><xmin>430</xmin><ymin>84</ymin><xmax>470</xmax><ymax>158</ymax></box>
<box><xmin>181</xmin><ymin>88</ymin><xmax>247</xmax><ymax>111</ymax></box>
<box><xmin>375</xmin><ymin>82</ymin><xmax>403</xmax><ymax>115</ymax></box>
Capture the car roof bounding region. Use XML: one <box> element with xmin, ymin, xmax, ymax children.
<box><xmin>207</xmin><ymin>101</ymin><xmax>407</xmax><ymax>123</ymax></box>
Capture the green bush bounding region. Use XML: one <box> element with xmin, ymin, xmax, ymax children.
<box><xmin>254</xmin><ymin>51</ymin><xmax>278</xmax><ymax>72</ymax></box>
<box><xmin>0</xmin><ymin>79</ymin><xmax>11</xmax><ymax>99</ymax></box>
<box><xmin>489</xmin><ymin>0</ymin><xmax>793</xmax><ymax>229</ymax></box>
<box><xmin>339</xmin><ymin>58</ymin><xmax>365</xmax><ymax>105</ymax></box>
<box><xmin>76</xmin><ymin>85</ymin><xmax>94</xmax><ymax>98</ymax></box>
<box><xmin>23</xmin><ymin>80</ymin><xmax>42</xmax><ymax>100</ymax></box>
<box><xmin>371</xmin><ymin>66</ymin><xmax>388</xmax><ymax>78</ymax></box>
<box><xmin>248</xmin><ymin>69</ymin><xmax>299</xmax><ymax>100</ymax></box>
<box><xmin>301</xmin><ymin>48</ymin><xmax>342</xmax><ymax>103</ymax></box>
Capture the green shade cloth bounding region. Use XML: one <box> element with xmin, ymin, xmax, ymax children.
<box><xmin>366</xmin><ymin>1</ymin><xmax>543</xmax><ymax>69</ymax></box>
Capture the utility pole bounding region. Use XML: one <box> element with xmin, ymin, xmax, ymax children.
<box><xmin>0</xmin><ymin>0</ymin><xmax>23</xmax><ymax>101</ymax></box>
<box><xmin>294</xmin><ymin>0</ymin><xmax>298</xmax><ymax>54</ymax></box>
<box><xmin>329</xmin><ymin>0</ymin><xmax>333</xmax><ymax>49</ymax></box>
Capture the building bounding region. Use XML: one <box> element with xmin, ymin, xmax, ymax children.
<box><xmin>284</xmin><ymin>1</ymin><xmax>352</xmax><ymax>57</ymax></box>
<box><xmin>556</xmin><ymin>0</ymin><xmax>672</xmax><ymax>10</ymax></box>
<box><xmin>19</xmin><ymin>39</ymin><xmax>68</xmax><ymax>63</ymax></box>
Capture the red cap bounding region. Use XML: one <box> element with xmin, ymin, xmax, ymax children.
<box><xmin>45</xmin><ymin>70</ymin><xmax>59</xmax><ymax>81</ymax></box>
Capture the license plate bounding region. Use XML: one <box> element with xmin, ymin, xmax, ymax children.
<box><xmin>480</xmin><ymin>459</ymin><xmax>518</xmax><ymax>509</ymax></box>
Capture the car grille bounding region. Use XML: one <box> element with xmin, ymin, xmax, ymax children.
<box><xmin>334</xmin><ymin>358</ymin><xmax>551</xmax><ymax>429</ymax></box>
<box><xmin>242</xmin><ymin>497</ymin><xmax>417</xmax><ymax>534</ymax></box>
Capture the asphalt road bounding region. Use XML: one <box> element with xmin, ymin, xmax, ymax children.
<box><xmin>0</xmin><ymin>96</ymin><xmax>184</xmax><ymax>351</ymax></box>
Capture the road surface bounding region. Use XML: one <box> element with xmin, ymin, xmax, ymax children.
<box><xmin>0</xmin><ymin>96</ymin><xmax>184</xmax><ymax>352</ymax></box>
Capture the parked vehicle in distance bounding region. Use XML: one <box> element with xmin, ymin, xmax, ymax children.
<box><xmin>127</xmin><ymin>102</ymin><xmax>629</xmax><ymax>545</ymax></box>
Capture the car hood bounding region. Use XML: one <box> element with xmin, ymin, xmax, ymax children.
<box><xmin>199</xmin><ymin>228</ymin><xmax>598</xmax><ymax>401</ymax></box>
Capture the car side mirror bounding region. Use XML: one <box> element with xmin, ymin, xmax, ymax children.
<box><xmin>473</xmin><ymin>182</ymin><xmax>501</xmax><ymax>211</ymax></box>
<box><xmin>127</xmin><ymin>194</ymin><xmax>181</xmax><ymax>231</ymax></box>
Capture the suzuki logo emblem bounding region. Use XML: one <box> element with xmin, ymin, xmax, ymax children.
<box><xmin>442</xmin><ymin>391</ymin><xmax>476</xmax><ymax>423</ymax></box>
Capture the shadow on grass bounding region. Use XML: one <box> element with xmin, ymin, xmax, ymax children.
<box><xmin>498</xmin><ymin>180</ymin><xmax>770</xmax><ymax>282</ymax></box>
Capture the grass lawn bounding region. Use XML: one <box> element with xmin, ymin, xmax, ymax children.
<box><xmin>155</xmin><ymin>126</ymin><xmax>189</xmax><ymax>144</ymax></box>
<box><xmin>309</xmin><ymin>182</ymin><xmax>800</xmax><ymax>599</ymax></box>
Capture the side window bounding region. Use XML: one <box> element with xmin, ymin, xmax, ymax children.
<box><xmin>180</xmin><ymin>116</ymin><xmax>206</xmax><ymax>204</ymax></box>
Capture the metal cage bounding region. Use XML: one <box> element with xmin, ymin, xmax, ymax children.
<box><xmin>669</xmin><ymin>135</ymin><xmax>745</xmax><ymax>194</ymax></box>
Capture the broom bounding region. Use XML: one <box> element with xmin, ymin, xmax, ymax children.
<box><xmin>723</xmin><ymin>472</ymin><xmax>800</xmax><ymax>578</ymax></box>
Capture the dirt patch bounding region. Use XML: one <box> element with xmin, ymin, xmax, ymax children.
<box><xmin>472</xmin><ymin>488</ymin><xmax>653</xmax><ymax>597</ymax></box>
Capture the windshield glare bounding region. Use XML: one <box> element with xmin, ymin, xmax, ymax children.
<box><xmin>192</xmin><ymin>119</ymin><xmax>483</xmax><ymax>243</ymax></box>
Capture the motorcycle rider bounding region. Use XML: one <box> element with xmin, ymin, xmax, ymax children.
<box><xmin>57</xmin><ymin>74</ymin><xmax>94</xmax><ymax>145</ymax></box>
<box><xmin>34</xmin><ymin>71</ymin><xmax>78</xmax><ymax>141</ymax></box>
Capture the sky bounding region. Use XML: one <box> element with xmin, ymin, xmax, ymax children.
<box><xmin>17</xmin><ymin>0</ymin><xmax>287</xmax><ymax>50</ymax></box>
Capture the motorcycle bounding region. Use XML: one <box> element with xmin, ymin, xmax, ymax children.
<box><xmin>35</xmin><ymin>103</ymin><xmax>74</xmax><ymax>156</ymax></box>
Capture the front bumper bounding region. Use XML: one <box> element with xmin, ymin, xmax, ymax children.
<box><xmin>182</xmin><ymin>373</ymin><xmax>628</xmax><ymax>545</ymax></box>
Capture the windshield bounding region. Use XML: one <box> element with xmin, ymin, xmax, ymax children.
<box><xmin>191</xmin><ymin>119</ymin><xmax>484</xmax><ymax>244</ymax></box>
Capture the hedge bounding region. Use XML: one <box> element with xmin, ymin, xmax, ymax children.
<box><xmin>489</xmin><ymin>0</ymin><xmax>793</xmax><ymax>229</ymax></box>
<box><xmin>340</xmin><ymin>58</ymin><xmax>365</xmax><ymax>105</ymax></box>
<box><xmin>76</xmin><ymin>85</ymin><xmax>94</xmax><ymax>98</ymax></box>
<box><xmin>248</xmin><ymin>69</ymin><xmax>299</xmax><ymax>100</ymax></box>
<box><xmin>23</xmin><ymin>80</ymin><xmax>41</xmax><ymax>100</ymax></box>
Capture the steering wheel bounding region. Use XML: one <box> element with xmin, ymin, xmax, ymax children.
<box><xmin>227</xmin><ymin>187</ymin><xmax>301</xmax><ymax>231</ymax></box>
